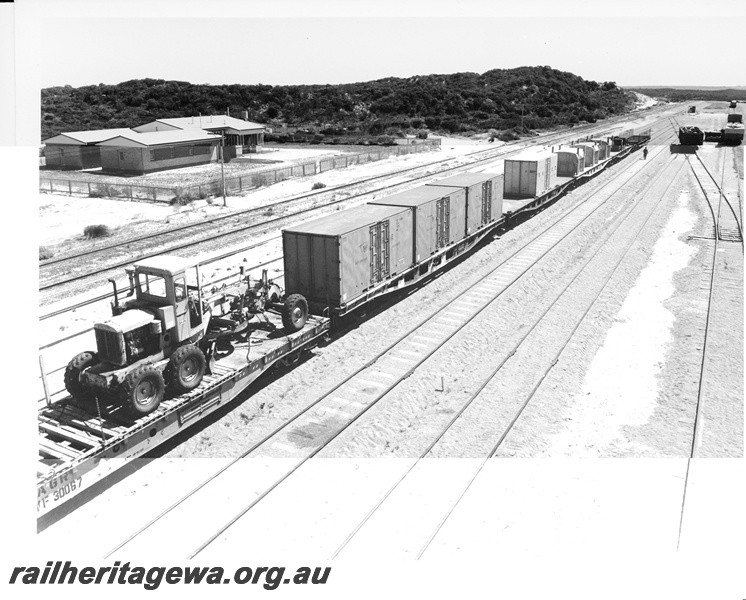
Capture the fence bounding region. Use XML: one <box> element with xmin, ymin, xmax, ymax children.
<box><xmin>39</xmin><ymin>138</ymin><xmax>441</xmax><ymax>202</ymax></box>
<box><xmin>319</xmin><ymin>140</ymin><xmax>441</xmax><ymax>172</ymax></box>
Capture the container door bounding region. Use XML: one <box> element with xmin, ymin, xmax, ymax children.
<box><xmin>369</xmin><ymin>222</ymin><xmax>390</xmax><ymax>284</ymax></box>
<box><xmin>482</xmin><ymin>181</ymin><xmax>492</xmax><ymax>224</ymax></box>
<box><xmin>436</xmin><ymin>197</ymin><xmax>450</xmax><ymax>248</ymax></box>
<box><xmin>525</xmin><ymin>163</ymin><xmax>536</xmax><ymax>195</ymax></box>
<box><xmin>369</xmin><ymin>224</ymin><xmax>380</xmax><ymax>283</ymax></box>
<box><xmin>380</xmin><ymin>221</ymin><xmax>390</xmax><ymax>279</ymax></box>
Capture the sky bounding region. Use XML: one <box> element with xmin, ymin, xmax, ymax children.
<box><xmin>5</xmin><ymin>0</ymin><xmax>745</xmax><ymax>145</ymax></box>
<box><xmin>32</xmin><ymin>3</ymin><xmax>746</xmax><ymax>90</ymax></box>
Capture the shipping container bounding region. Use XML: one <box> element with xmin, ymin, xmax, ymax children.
<box><xmin>552</xmin><ymin>146</ymin><xmax>584</xmax><ymax>177</ymax></box>
<box><xmin>369</xmin><ymin>186</ymin><xmax>467</xmax><ymax>263</ymax></box>
<box><xmin>283</xmin><ymin>203</ymin><xmax>414</xmax><ymax>311</ymax></box>
<box><xmin>588</xmin><ymin>139</ymin><xmax>610</xmax><ymax>161</ymax></box>
<box><xmin>425</xmin><ymin>172</ymin><xmax>502</xmax><ymax>235</ymax></box>
<box><xmin>570</xmin><ymin>143</ymin><xmax>598</xmax><ymax>168</ymax></box>
<box><xmin>503</xmin><ymin>150</ymin><xmax>558</xmax><ymax>199</ymax></box>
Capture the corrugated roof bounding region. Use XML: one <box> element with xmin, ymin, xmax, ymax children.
<box><xmin>43</xmin><ymin>128</ymin><xmax>138</xmax><ymax>145</ymax></box>
<box><xmin>98</xmin><ymin>130</ymin><xmax>220</xmax><ymax>147</ymax></box>
<box><xmin>146</xmin><ymin>115</ymin><xmax>266</xmax><ymax>133</ymax></box>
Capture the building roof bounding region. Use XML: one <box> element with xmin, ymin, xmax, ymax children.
<box><xmin>43</xmin><ymin>128</ymin><xmax>138</xmax><ymax>145</ymax></box>
<box><xmin>98</xmin><ymin>130</ymin><xmax>220</xmax><ymax>147</ymax></box>
<box><xmin>138</xmin><ymin>115</ymin><xmax>266</xmax><ymax>134</ymax></box>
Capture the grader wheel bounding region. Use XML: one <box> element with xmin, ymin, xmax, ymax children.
<box><xmin>163</xmin><ymin>345</ymin><xmax>206</xmax><ymax>394</ymax></box>
<box><xmin>282</xmin><ymin>294</ymin><xmax>308</xmax><ymax>332</ymax></box>
<box><xmin>119</xmin><ymin>365</ymin><xmax>165</xmax><ymax>417</ymax></box>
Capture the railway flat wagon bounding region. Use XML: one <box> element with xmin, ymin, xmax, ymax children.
<box><xmin>425</xmin><ymin>172</ymin><xmax>502</xmax><ymax>236</ymax></box>
<box><xmin>283</xmin><ymin>203</ymin><xmax>414</xmax><ymax>314</ymax></box>
<box><xmin>626</xmin><ymin>129</ymin><xmax>652</xmax><ymax>145</ymax></box>
<box><xmin>38</xmin><ymin>311</ymin><xmax>330</xmax><ymax>519</ymax></box>
<box><xmin>368</xmin><ymin>185</ymin><xmax>468</xmax><ymax>262</ymax></box>
<box><xmin>553</xmin><ymin>146</ymin><xmax>585</xmax><ymax>177</ymax></box>
<box><xmin>503</xmin><ymin>150</ymin><xmax>559</xmax><ymax>199</ymax></box>
<box><xmin>610</xmin><ymin>129</ymin><xmax>634</xmax><ymax>152</ymax></box>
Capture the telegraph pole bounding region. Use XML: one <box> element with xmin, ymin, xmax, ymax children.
<box><xmin>220</xmin><ymin>132</ymin><xmax>227</xmax><ymax>206</ymax></box>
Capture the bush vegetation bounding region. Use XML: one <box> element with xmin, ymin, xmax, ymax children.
<box><xmin>171</xmin><ymin>188</ymin><xmax>196</xmax><ymax>205</ymax></box>
<box><xmin>312</xmin><ymin>182</ymin><xmax>326</xmax><ymax>190</ymax></box>
<box><xmin>39</xmin><ymin>246</ymin><xmax>54</xmax><ymax>260</ymax></box>
<box><xmin>83</xmin><ymin>224</ymin><xmax>111</xmax><ymax>238</ymax></box>
<box><xmin>42</xmin><ymin>66</ymin><xmax>636</xmax><ymax>141</ymax></box>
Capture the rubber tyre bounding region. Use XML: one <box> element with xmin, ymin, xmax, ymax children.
<box><xmin>163</xmin><ymin>345</ymin><xmax>206</xmax><ymax>394</ymax></box>
<box><xmin>282</xmin><ymin>294</ymin><xmax>308</xmax><ymax>332</ymax></box>
<box><xmin>118</xmin><ymin>365</ymin><xmax>165</xmax><ymax>417</ymax></box>
<box><xmin>63</xmin><ymin>351</ymin><xmax>100</xmax><ymax>408</ymax></box>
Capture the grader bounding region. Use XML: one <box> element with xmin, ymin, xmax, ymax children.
<box><xmin>64</xmin><ymin>256</ymin><xmax>308</xmax><ymax>417</ymax></box>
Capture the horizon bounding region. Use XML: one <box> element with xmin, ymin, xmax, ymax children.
<box><xmin>12</xmin><ymin>0</ymin><xmax>746</xmax><ymax>146</ymax></box>
<box><xmin>40</xmin><ymin>75</ymin><xmax>746</xmax><ymax>92</ymax></box>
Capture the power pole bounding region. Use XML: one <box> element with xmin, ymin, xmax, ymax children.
<box><xmin>521</xmin><ymin>103</ymin><xmax>525</xmax><ymax>134</ymax></box>
<box><xmin>220</xmin><ymin>132</ymin><xmax>227</xmax><ymax>207</ymax></box>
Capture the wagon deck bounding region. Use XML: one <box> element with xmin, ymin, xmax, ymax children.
<box><xmin>37</xmin><ymin>312</ymin><xmax>330</xmax><ymax>520</ymax></box>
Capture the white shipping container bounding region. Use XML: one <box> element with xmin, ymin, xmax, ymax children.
<box><xmin>503</xmin><ymin>150</ymin><xmax>558</xmax><ymax>199</ymax></box>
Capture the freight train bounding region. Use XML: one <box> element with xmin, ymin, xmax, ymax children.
<box><xmin>39</xmin><ymin>127</ymin><xmax>650</xmax><ymax>519</ymax></box>
<box><xmin>283</xmin><ymin>131</ymin><xmax>648</xmax><ymax>320</ymax></box>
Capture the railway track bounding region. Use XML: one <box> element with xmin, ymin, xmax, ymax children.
<box><xmin>674</xmin><ymin>142</ymin><xmax>744</xmax><ymax>548</ymax></box>
<box><xmin>38</xmin><ymin>111</ymin><xmax>676</xmax><ymax>307</ymax></box>
<box><xmin>34</xmin><ymin>126</ymin><xmax>672</xmax><ymax>408</ymax></box>
<box><xmin>79</xmin><ymin>129</ymin><xmax>680</xmax><ymax>558</ymax></box>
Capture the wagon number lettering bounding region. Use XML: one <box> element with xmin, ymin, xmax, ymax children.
<box><xmin>37</xmin><ymin>476</ymin><xmax>83</xmax><ymax>511</ymax></box>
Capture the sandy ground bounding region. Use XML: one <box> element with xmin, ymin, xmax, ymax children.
<box><xmin>35</xmin><ymin>102</ymin><xmax>745</xmax><ymax>562</ymax></box>
<box><xmin>38</xmin><ymin>138</ymin><xmax>487</xmax><ymax>248</ymax></box>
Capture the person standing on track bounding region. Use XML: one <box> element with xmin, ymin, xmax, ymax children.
<box><xmin>643</xmin><ymin>146</ymin><xmax>648</xmax><ymax>160</ymax></box>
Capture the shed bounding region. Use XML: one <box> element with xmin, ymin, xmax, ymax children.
<box><xmin>42</xmin><ymin>128</ymin><xmax>137</xmax><ymax>170</ymax></box>
<box><xmin>425</xmin><ymin>172</ymin><xmax>502</xmax><ymax>234</ymax></box>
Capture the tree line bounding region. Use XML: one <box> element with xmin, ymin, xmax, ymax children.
<box><xmin>42</xmin><ymin>66</ymin><xmax>635</xmax><ymax>141</ymax></box>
